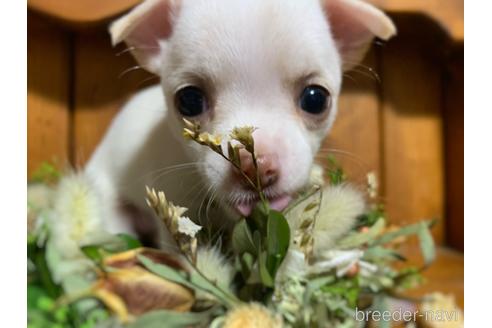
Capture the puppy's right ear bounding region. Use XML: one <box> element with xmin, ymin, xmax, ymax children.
<box><xmin>109</xmin><ymin>0</ymin><xmax>180</xmax><ymax>75</ymax></box>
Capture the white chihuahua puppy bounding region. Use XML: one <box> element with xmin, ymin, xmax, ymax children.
<box><xmin>85</xmin><ymin>0</ymin><xmax>395</xmax><ymax>246</ymax></box>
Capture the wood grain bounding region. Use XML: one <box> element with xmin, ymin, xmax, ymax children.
<box><xmin>27</xmin><ymin>0</ymin><xmax>463</xmax><ymax>42</ymax></box>
<box><xmin>27</xmin><ymin>15</ymin><xmax>71</xmax><ymax>178</ymax></box>
<box><xmin>398</xmin><ymin>245</ymin><xmax>464</xmax><ymax>310</ymax></box>
<box><xmin>322</xmin><ymin>49</ymin><xmax>382</xmax><ymax>187</ymax></box>
<box><xmin>28</xmin><ymin>0</ymin><xmax>139</xmax><ymax>26</ymax></box>
<box><xmin>72</xmin><ymin>30</ymin><xmax>156</xmax><ymax>167</ymax></box>
<box><xmin>443</xmin><ymin>47</ymin><xmax>464</xmax><ymax>251</ymax></box>
<box><xmin>380</xmin><ymin>37</ymin><xmax>445</xmax><ymax>244</ymax></box>
<box><xmin>370</xmin><ymin>0</ymin><xmax>463</xmax><ymax>42</ymax></box>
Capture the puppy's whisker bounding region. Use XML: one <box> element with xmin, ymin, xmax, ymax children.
<box><xmin>149</xmin><ymin>167</ymin><xmax>202</xmax><ymax>186</ymax></box>
<box><xmin>198</xmin><ymin>184</ymin><xmax>215</xmax><ymax>225</ymax></box>
<box><xmin>188</xmin><ymin>183</ymin><xmax>211</xmax><ymax>216</ymax></box>
<box><xmin>118</xmin><ymin>66</ymin><xmax>142</xmax><ymax>79</ymax></box>
<box><xmin>205</xmin><ymin>184</ymin><xmax>219</xmax><ymax>223</ymax></box>
<box><xmin>137</xmin><ymin>75</ymin><xmax>161</xmax><ymax>88</ymax></box>
<box><xmin>343</xmin><ymin>73</ymin><xmax>358</xmax><ymax>84</ymax></box>
<box><xmin>181</xmin><ymin>180</ymin><xmax>207</xmax><ymax>204</ymax></box>
<box><xmin>116</xmin><ymin>46</ymin><xmax>162</xmax><ymax>57</ymax></box>
<box><xmin>141</xmin><ymin>162</ymin><xmax>203</xmax><ymax>180</ymax></box>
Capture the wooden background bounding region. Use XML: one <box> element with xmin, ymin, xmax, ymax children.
<box><xmin>27</xmin><ymin>0</ymin><xmax>464</xmax><ymax>307</ymax></box>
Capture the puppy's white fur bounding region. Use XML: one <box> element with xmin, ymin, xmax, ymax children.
<box><xmin>85</xmin><ymin>0</ymin><xmax>395</xmax><ymax>246</ymax></box>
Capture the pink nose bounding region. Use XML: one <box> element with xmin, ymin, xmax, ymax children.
<box><xmin>235</xmin><ymin>150</ymin><xmax>279</xmax><ymax>189</ymax></box>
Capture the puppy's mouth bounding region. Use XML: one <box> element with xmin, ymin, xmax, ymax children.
<box><xmin>234</xmin><ymin>193</ymin><xmax>292</xmax><ymax>217</ymax></box>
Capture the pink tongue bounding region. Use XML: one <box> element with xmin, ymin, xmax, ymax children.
<box><xmin>235</xmin><ymin>194</ymin><xmax>292</xmax><ymax>217</ymax></box>
<box><xmin>269</xmin><ymin>194</ymin><xmax>292</xmax><ymax>212</ymax></box>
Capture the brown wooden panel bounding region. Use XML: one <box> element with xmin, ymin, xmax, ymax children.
<box><xmin>380</xmin><ymin>38</ymin><xmax>445</xmax><ymax>244</ymax></box>
<box><xmin>28</xmin><ymin>0</ymin><xmax>139</xmax><ymax>26</ymax></box>
<box><xmin>73</xmin><ymin>30</ymin><xmax>156</xmax><ymax>167</ymax></box>
<box><xmin>398</xmin><ymin>245</ymin><xmax>464</xmax><ymax>309</ymax></box>
<box><xmin>27</xmin><ymin>0</ymin><xmax>463</xmax><ymax>42</ymax></box>
<box><xmin>322</xmin><ymin>49</ymin><xmax>381</xmax><ymax>186</ymax></box>
<box><xmin>27</xmin><ymin>15</ymin><xmax>70</xmax><ymax>178</ymax></box>
<box><xmin>370</xmin><ymin>0</ymin><xmax>463</xmax><ymax>41</ymax></box>
<box><xmin>443</xmin><ymin>47</ymin><xmax>464</xmax><ymax>251</ymax></box>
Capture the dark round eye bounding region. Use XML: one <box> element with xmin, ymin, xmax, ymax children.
<box><xmin>175</xmin><ymin>86</ymin><xmax>207</xmax><ymax>116</ymax></box>
<box><xmin>299</xmin><ymin>85</ymin><xmax>330</xmax><ymax>114</ymax></box>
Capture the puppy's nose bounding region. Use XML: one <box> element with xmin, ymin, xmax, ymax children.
<box><xmin>236</xmin><ymin>151</ymin><xmax>279</xmax><ymax>189</ymax></box>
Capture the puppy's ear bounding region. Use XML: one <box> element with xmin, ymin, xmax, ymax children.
<box><xmin>321</xmin><ymin>0</ymin><xmax>396</xmax><ymax>71</ymax></box>
<box><xmin>109</xmin><ymin>0</ymin><xmax>180</xmax><ymax>75</ymax></box>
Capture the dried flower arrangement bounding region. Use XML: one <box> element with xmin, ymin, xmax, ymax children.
<box><xmin>27</xmin><ymin>121</ymin><xmax>455</xmax><ymax>328</ymax></box>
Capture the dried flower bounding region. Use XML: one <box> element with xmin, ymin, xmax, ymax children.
<box><xmin>45</xmin><ymin>173</ymin><xmax>115</xmax><ymax>283</ymax></box>
<box><xmin>309</xmin><ymin>249</ymin><xmax>377</xmax><ymax>277</ymax></box>
<box><xmin>223</xmin><ymin>303</ymin><xmax>283</xmax><ymax>328</ymax></box>
<box><xmin>308</xmin><ymin>163</ymin><xmax>325</xmax><ymax>187</ymax></box>
<box><xmin>146</xmin><ymin>187</ymin><xmax>202</xmax><ymax>263</ymax></box>
<box><xmin>275</xmin><ymin>249</ymin><xmax>307</xmax><ymax>281</ymax></box>
<box><xmin>92</xmin><ymin>248</ymin><xmax>194</xmax><ymax>322</ymax></box>
<box><xmin>287</xmin><ymin>184</ymin><xmax>365</xmax><ymax>254</ymax></box>
<box><xmin>182</xmin><ymin>120</ymin><xmax>265</xmax><ymax>198</ymax></box>
<box><xmin>367</xmin><ymin>171</ymin><xmax>378</xmax><ymax>198</ymax></box>
<box><xmin>230</xmin><ymin>126</ymin><xmax>256</xmax><ymax>153</ymax></box>
<box><xmin>182</xmin><ymin>119</ymin><xmax>223</xmax><ymax>153</ymax></box>
<box><xmin>419</xmin><ymin>293</ymin><xmax>464</xmax><ymax>328</ymax></box>
<box><xmin>177</xmin><ymin>216</ymin><xmax>202</xmax><ymax>238</ymax></box>
<box><xmin>182</xmin><ymin>118</ymin><xmax>200</xmax><ymax>139</ymax></box>
<box><xmin>195</xmin><ymin>245</ymin><xmax>235</xmax><ymax>301</ymax></box>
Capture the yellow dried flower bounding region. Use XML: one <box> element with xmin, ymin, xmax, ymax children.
<box><xmin>145</xmin><ymin>186</ymin><xmax>187</xmax><ymax>236</ymax></box>
<box><xmin>419</xmin><ymin>293</ymin><xmax>464</xmax><ymax>328</ymax></box>
<box><xmin>197</xmin><ymin>132</ymin><xmax>222</xmax><ymax>146</ymax></box>
<box><xmin>182</xmin><ymin>118</ymin><xmax>200</xmax><ymax>139</ymax></box>
<box><xmin>223</xmin><ymin>303</ymin><xmax>283</xmax><ymax>328</ymax></box>
<box><xmin>230</xmin><ymin>126</ymin><xmax>256</xmax><ymax>153</ymax></box>
<box><xmin>146</xmin><ymin>187</ymin><xmax>202</xmax><ymax>263</ymax></box>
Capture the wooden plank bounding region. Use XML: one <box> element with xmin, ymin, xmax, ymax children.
<box><xmin>73</xmin><ymin>30</ymin><xmax>156</xmax><ymax>167</ymax></box>
<box><xmin>380</xmin><ymin>37</ymin><xmax>445</xmax><ymax>244</ymax></box>
<box><xmin>398</xmin><ymin>246</ymin><xmax>464</xmax><ymax>310</ymax></box>
<box><xmin>443</xmin><ymin>47</ymin><xmax>464</xmax><ymax>251</ymax></box>
<box><xmin>27</xmin><ymin>14</ymin><xmax>71</xmax><ymax>178</ymax></box>
<box><xmin>28</xmin><ymin>0</ymin><xmax>139</xmax><ymax>26</ymax></box>
<box><xmin>322</xmin><ymin>48</ymin><xmax>382</xmax><ymax>186</ymax></box>
<box><xmin>27</xmin><ymin>0</ymin><xmax>463</xmax><ymax>42</ymax></box>
<box><xmin>370</xmin><ymin>0</ymin><xmax>463</xmax><ymax>42</ymax></box>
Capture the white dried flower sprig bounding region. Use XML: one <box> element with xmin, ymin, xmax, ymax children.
<box><xmin>145</xmin><ymin>186</ymin><xmax>202</xmax><ymax>264</ymax></box>
<box><xmin>292</xmin><ymin>189</ymin><xmax>323</xmax><ymax>264</ymax></box>
<box><xmin>182</xmin><ymin>119</ymin><xmax>268</xmax><ymax>205</ymax></box>
<box><xmin>366</xmin><ymin>171</ymin><xmax>378</xmax><ymax>199</ymax></box>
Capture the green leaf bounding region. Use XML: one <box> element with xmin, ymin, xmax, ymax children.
<box><xmin>337</xmin><ymin>218</ymin><xmax>385</xmax><ymax>249</ymax></box>
<box><xmin>80</xmin><ymin>245</ymin><xmax>103</xmax><ymax>265</ymax></box>
<box><xmin>33</xmin><ymin>243</ymin><xmax>62</xmax><ymax>298</ymax></box>
<box><xmin>326</xmin><ymin>155</ymin><xmax>346</xmax><ymax>185</ymax></box>
<box><xmin>232</xmin><ymin>219</ymin><xmax>257</xmax><ymax>255</ymax></box>
<box><xmin>417</xmin><ymin>222</ymin><xmax>436</xmax><ymax>266</ymax></box>
<box><xmin>265</xmin><ymin>210</ymin><xmax>290</xmax><ymax>278</ymax></box>
<box><xmin>363</xmin><ymin>246</ymin><xmax>406</xmax><ymax>262</ymax></box>
<box><xmin>30</xmin><ymin>161</ymin><xmax>61</xmax><ymax>183</ymax></box>
<box><xmin>116</xmin><ymin>233</ymin><xmax>142</xmax><ymax>250</ymax></box>
<box><xmin>258</xmin><ymin>250</ymin><xmax>274</xmax><ymax>287</ymax></box>
<box><xmin>372</xmin><ymin>219</ymin><xmax>436</xmax><ymax>246</ymax></box>
<box><xmin>249</xmin><ymin>205</ymin><xmax>269</xmax><ymax>232</ymax></box>
<box><xmin>127</xmin><ymin>308</ymin><xmax>221</xmax><ymax>328</ymax></box>
<box><xmin>239</xmin><ymin>252</ymin><xmax>254</xmax><ymax>279</ymax></box>
<box><xmin>137</xmin><ymin>255</ymin><xmax>240</xmax><ymax>308</ymax></box>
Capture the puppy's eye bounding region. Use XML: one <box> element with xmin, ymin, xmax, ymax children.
<box><xmin>175</xmin><ymin>86</ymin><xmax>207</xmax><ymax>116</ymax></box>
<box><xmin>299</xmin><ymin>85</ymin><xmax>331</xmax><ymax>114</ymax></box>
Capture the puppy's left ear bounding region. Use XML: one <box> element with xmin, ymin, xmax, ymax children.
<box><xmin>321</xmin><ymin>0</ymin><xmax>396</xmax><ymax>71</ymax></box>
<box><xmin>109</xmin><ymin>0</ymin><xmax>181</xmax><ymax>75</ymax></box>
